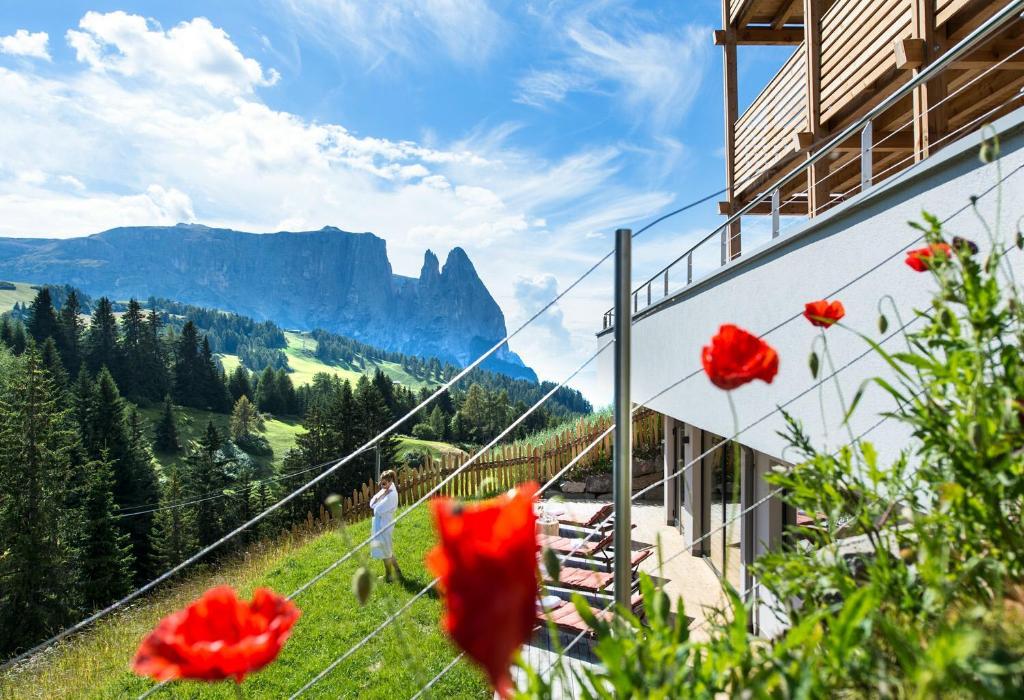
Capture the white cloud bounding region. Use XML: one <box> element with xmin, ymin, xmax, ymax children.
<box><xmin>516</xmin><ymin>5</ymin><xmax>709</xmax><ymax>132</ymax></box>
<box><xmin>0</xmin><ymin>11</ymin><xmax>683</xmax><ymax>400</ymax></box>
<box><xmin>0</xmin><ymin>29</ymin><xmax>50</xmax><ymax>60</ymax></box>
<box><xmin>66</xmin><ymin>11</ymin><xmax>278</xmax><ymax>98</ymax></box>
<box><xmin>277</xmin><ymin>0</ymin><xmax>504</xmax><ymax>68</ymax></box>
<box><xmin>513</xmin><ymin>275</ymin><xmax>571</xmax><ymax>344</ymax></box>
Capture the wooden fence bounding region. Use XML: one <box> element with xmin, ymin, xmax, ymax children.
<box><xmin>331</xmin><ymin>409</ymin><xmax>662</xmax><ymax>523</ymax></box>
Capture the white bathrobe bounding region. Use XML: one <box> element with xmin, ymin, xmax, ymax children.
<box><xmin>369</xmin><ymin>485</ymin><xmax>398</xmax><ymax>559</ymax></box>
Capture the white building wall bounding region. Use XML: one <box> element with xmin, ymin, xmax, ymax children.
<box><xmin>601</xmin><ymin>108</ymin><xmax>1024</xmax><ymax>466</ymax></box>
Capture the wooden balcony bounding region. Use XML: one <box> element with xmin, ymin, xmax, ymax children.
<box><xmin>719</xmin><ymin>0</ymin><xmax>1024</xmax><ymax>235</ymax></box>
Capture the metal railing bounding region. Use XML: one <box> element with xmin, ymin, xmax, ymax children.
<box><xmin>602</xmin><ymin>0</ymin><xmax>1024</xmax><ymax>332</ymax></box>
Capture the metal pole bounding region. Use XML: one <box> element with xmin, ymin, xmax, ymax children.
<box><xmin>375</xmin><ymin>444</ymin><xmax>381</xmax><ymax>482</ymax></box>
<box><xmin>613</xmin><ymin>228</ymin><xmax>633</xmax><ymax>608</ymax></box>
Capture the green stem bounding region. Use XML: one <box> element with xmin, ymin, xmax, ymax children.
<box><xmin>234</xmin><ymin>682</ymin><xmax>244</xmax><ymax>699</ymax></box>
<box><xmin>821</xmin><ymin>331</ymin><xmax>859</xmax><ymax>453</ymax></box>
<box><xmin>724</xmin><ymin>393</ymin><xmax>742</xmax><ymax>593</ymax></box>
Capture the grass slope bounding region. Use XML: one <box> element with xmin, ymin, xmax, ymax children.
<box><xmin>281</xmin><ymin>331</ymin><xmax>437</xmax><ymax>390</ymax></box>
<box><xmin>0</xmin><ymin>508</ymin><xmax>489</xmax><ymax>699</ymax></box>
<box><xmin>137</xmin><ymin>405</ymin><xmax>303</xmax><ymax>474</ymax></box>
<box><xmin>0</xmin><ymin>281</ymin><xmax>40</xmax><ymax>313</ymax></box>
<box><xmin>394</xmin><ymin>436</ymin><xmax>467</xmax><ymax>464</ymax></box>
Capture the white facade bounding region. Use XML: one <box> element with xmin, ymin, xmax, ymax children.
<box><xmin>602</xmin><ymin>107</ymin><xmax>1024</xmax><ymax>635</ymax></box>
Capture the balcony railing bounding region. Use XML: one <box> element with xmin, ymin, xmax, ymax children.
<box><xmin>602</xmin><ymin>0</ymin><xmax>1024</xmax><ymax>331</ymax></box>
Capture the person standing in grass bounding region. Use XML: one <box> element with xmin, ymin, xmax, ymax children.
<box><xmin>370</xmin><ymin>469</ymin><xmax>403</xmax><ymax>582</ymax></box>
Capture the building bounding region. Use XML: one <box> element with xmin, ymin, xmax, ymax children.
<box><xmin>598</xmin><ymin>0</ymin><xmax>1024</xmax><ymax>635</ymax></box>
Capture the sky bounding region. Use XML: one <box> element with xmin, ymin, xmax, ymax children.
<box><xmin>0</xmin><ymin>1</ymin><xmax>793</xmax><ymax>403</ymax></box>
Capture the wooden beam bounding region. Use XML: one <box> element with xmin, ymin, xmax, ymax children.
<box><xmin>793</xmin><ymin>130</ymin><xmax>914</xmax><ymax>153</ymax></box>
<box><xmin>950</xmin><ymin>42</ymin><xmax>1024</xmax><ymax>70</ymax></box>
<box><xmin>719</xmin><ymin>200</ymin><xmax>807</xmax><ymax>216</ymax></box>
<box><xmin>803</xmin><ymin>0</ymin><xmax>828</xmax><ymax>216</ymax></box>
<box><xmin>894</xmin><ymin>38</ymin><xmax>926</xmax><ymax>70</ymax></box>
<box><xmin>771</xmin><ymin>0</ymin><xmax>802</xmax><ymax>30</ymax></box>
<box><xmin>713</xmin><ymin>28</ymin><xmax>803</xmax><ymax>45</ymax></box>
<box><xmin>720</xmin><ymin>2</ymin><xmax>742</xmax><ymax>261</ymax></box>
<box><xmin>911</xmin><ymin>0</ymin><xmax>946</xmax><ymax>161</ymax></box>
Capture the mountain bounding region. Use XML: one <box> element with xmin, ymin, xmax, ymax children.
<box><xmin>0</xmin><ymin>224</ymin><xmax>536</xmax><ymax>381</ymax></box>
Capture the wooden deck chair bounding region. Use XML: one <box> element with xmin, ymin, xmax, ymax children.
<box><xmin>557</xmin><ymin>502</ymin><xmax>613</xmax><ymax>529</ymax></box>
<box><xmin>545</xmin><ymin>548</ymin><xmax>654</xmax><ymax>593</ymax></box>
<box><xmin>536</xmin><ymin>530</ymin><xmax>615</xmax><ymax>558</ymax></box>
<box><xmin>535</xmin><ymin>594</ymin><xmax>644</xmax><ymax>637</ymax></box>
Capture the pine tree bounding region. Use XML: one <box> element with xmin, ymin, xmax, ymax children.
<box><xmin>26</xmin><ymin>287</ymin><xmax>60</xmax><ymax>346</ymax></box>
<box><xmin>57</xmin><ymin>289</ymin><xmax>84</xmax><ymax>375</ymax></box>
<box><xmin>152</xmin><ymin>463</ymin><xmax>197</xmax><ymax>569</ymax></box>
<box><xmin>0</xmin><ymin>349</ymin><xmax>83</xmax><ymax>655</ymax></box>
<box><xmin>39</xmin><ymin>336</ymin><xmax>68</xmax><ymax>389</ymax></box>
<box><xmin>10</xmin><ymin>320</ymin><xmax>26</xmax><ymax>355</ymax></box>
<box><xmin>124</xmin><ymin>408</ymin><xmax>159</xmax><ymax>580</ymax></box>
<box><xmin>119</xmin><ymin>299</ymin><xmax>146</xmax><ymax>399</ymax></box>
<box><xmin>227</xmin><ymin>365</ymin><xmax>253</xmax><ymax>402</ymax></box>
<box><xmin>185</xmin><ymin>421</ymin><xmax>232</xmax><ymax>548</ymax></box>
<box><xmin>173</xmin><ymin>320</ymin><xmax>201</xmax><ymax>406</ymax></box>
<box><xmin>85</xmin><ymin>298</ymin><xmax>120</xmax><ymax>375</ymax></box>
<box><xmin>200</xmin><ymin>336</ymin><xmax>230</xmax><ymax>411</ymax></box>
<box><xmin>79</xmin><ymin>452</ymin><xmax>134</xmax><ymax>609</ymax></box>
<box><xmin>256</xmin><ymin>365</ymin><xmax>279</xmax><ymax>414</ymax></box>
<box><xmin>229</xmin><ymin>395</ymin><xmax>265</xmax><ymax>443</ymax></box>
<box><xmin>275</xmin><ymin>368</ymin><xmax>297</xmax><ymax>415</ymax></box>
<box><xmin>154</xmin><ymin>394</ymin><xmax>181</xmax><ymax>453</ymax></box>
<box><xmin>139</xmin><ymin>308</ymin><xmax>170</xmax><ymax>402</ymax></box>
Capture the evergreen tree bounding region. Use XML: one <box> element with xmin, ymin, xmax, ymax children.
<box><xmin>229</xmin><ymin>395</ymin><xmax>265</xmax><ymax>443</ymax></box>
<box><xmin>10</xmin><ymin>319</ymin><xmax>26</xmax><ymax>355</ymax></box>
<box><xmin>26</xmin><ymin>287</ymin><xmax>60</xmax><ymax>346</ymax></box>
<box><xmin>275</xmin><ymin>368</ymin><xmax>297</xmax><ymax>415</ymax></box>
<box><xmin>79</xmin><ymin>453</ymin><xmax>134</xmax><ymax>609</ymax></box>
<box><xmin>58</xmin><ymin>290</ymin><xmax>85</xmax><ymax>374</ymax></box>
<box><xmin>119</xmin><ymin>299</ymin><xmax>146</xmax><ymax>399</ymax></box>
<box><xmin>138</xmin><ymin>308</ymin><xmax>170</xmax><ymax>402</ymax></box>
<box><xmin>152</xmin><ymin>463</ymin><xmax>197</xmax><ymax>569</ymax></box>
<box><xmin>0</xmin><ymin>349</ymin><xmax>83</xmax><ymax>655</ymax></box>
<box><xmin>0</xmin><ymin>316</ymin><xmax>13</xmax><ymax>350</ymax></box>
<box><xmin>227</xmin><ymin>365</ymin><xmax>253</xmax><ymax>402</ymax></box>
<box><xmin>185</xmin><ymin>421</ymin><xmax>232</xmax><ymax>547</ymax></box>
<box><xmin>124</xmin><ymin>408</ymin><xmax>159</xmax><ymax>580</ymax></box>
<box><xmin>256</xmin><ymin>365</ymin><xmax>279</xmax><ymax>414</ymax></box>
<box><xmin>172</xmin><ymin>321</ymin><xmax>207</xmax><ymax>408</ymax></box>
<box><xmin>154</xmin><ymin>394</ymin><xmax>181</xmax><ymax>453</ymax></box>
<box><xmin>85</xmin><ymin>298</ymin><xmax>120</xmax><ymax>375</ymax></box>
<box><xmin>39</xmin><ymin>336</ymin><xmax>68</xmax><ymax>389</ymax></box>
<box><xmin>200</xmin><ymin>337</ymin><xmax>231</xmax><ymax>412</ymax></box>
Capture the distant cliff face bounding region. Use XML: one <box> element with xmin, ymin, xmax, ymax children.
<box><xmin>0</xmin><ymin>224</ymin><xmax>536</xmax><ymax>381</ymax></box>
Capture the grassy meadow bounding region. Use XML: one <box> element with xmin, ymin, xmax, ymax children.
<box><xmin>0</xmin><ymin>508</ymin><xmax>488</xmax><ymax>700</ymax></box>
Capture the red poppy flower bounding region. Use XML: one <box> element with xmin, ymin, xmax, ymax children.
<box><xmin>426</xmin><ymin>482</ymin><xmax>539</xmax><ymax>698</ymax></box>
<box><xmin>803</xmin><ymin>299</ymin><xmax>845</xmax><ymax>328</ymax></box>
<box><xmin>132</xmin><ymin>586</ymin><xmax>300</xmax><ymax>684</ymax></box>
<box><xmin>905</xmin><ymin>243</ymin><xmax>953</xmax><ymax>272</ymax></box>
<box><xmin>701</xmin><ymin>324</ymin><xmax>779</xmax><ymax>390</ymax></box>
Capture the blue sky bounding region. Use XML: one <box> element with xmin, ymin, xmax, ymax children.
<box><xmin>0</xmin><ymin>1</ymin><xmax>792</xmax><ymax>400</ymax></box>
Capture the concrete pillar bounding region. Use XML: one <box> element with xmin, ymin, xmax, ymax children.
<box><xmin>682</xmin><ymin>423</ymin><xmax>706</xmax><ymax>555</ymax></box>
<box><xmin>750</xmin><ymin>450</ymin><xmax>788</xmax><ymax>637</ymax></box>
<box><xmin>663</xmin><ymin>415</ymin><xmax>678</xmax><ymax>527</ymax></box>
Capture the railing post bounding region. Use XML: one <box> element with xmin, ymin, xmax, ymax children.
<box><xmin>613</xmin><ymin>228</ymin><xmax>633</xmax><ymax>609</ymax></box>
<box><xmin>771</xmin><ymin>189</ymin><xmax>780</xmax><ymax>238</ymax></box>
<box><xmin>861</xmin><ymin>119</ymin><xmax>874</xmax><ymax>190</ymax></box>
<box><xmin>720</xmin><ymin>228</ymin><xmax>727</xmax><ymax>266</ymax></box>
<box><xmin>687</xmin><ymin>252</ymin><xmax>693</xmax><ymax>284</ymax></box>
<box><xmin>663</xmin><ymin>270</ymin><xmax>669</xmax><ymax>298</ymax></box>
<box><xmin>646</xmin><ymin>282</ymin><xmax>652</xmax><ymax>306</ymax></box>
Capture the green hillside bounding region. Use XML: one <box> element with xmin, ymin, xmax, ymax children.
<box><xmin>0</xmin><ymin>508</ymin><xmax>489</xmax><ymax>699</ymax></box>
<box><xmin>0</xmin><ymin>281</ymin><xmax>41</xmax><ymax>312</ymax></box>
<box><xmin>280</xmin><ymin>331</ymin><xmax>438</xmax><ymax>390</ymax></box>
<box><xmin>137</xmin><ymin>404</ymin><xmax>304</xmax><ymax>473</ymax></box>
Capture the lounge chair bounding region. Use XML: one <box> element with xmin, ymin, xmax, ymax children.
<box><xmin>535</xmin><ymin>594</ymin><xmax>644</xmax><ymax>637</ymax></box>
<box><xmin>545</xmin><ymin>549</ymin><xmax>654</xmax><ymax>593</ymax></box>
<box><xmin>556</xmin><ymin>502</ymin><xmax>613</xmax><ymax>529</ymax></box>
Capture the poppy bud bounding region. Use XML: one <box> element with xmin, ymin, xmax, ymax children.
<box><xmin>1017</xmin><ymin>229</ymin><xmax>1023</xmax><ymax>250</ymax></box>
<box><xmin>809</xmin><ymin>351</ymin><xmax>820</xmax><ymax>379</ymax></box>
<box><xmin>951</xmin><ymin>236</ymin><xmax>978</xmax><ymax>255</ymax></box>
<box><xmin>325</xmin><ymin>494</ymin><xmax>343</xmax><ymax>521</ymax></box>
<box><xmin>543</xmin><ymin>547</ymin><xmax>561</xmax><ymax>582</ymax></box>
<box><xmin>980</xmin><ymin>139</ymin><xmax>998</xmax><ymax>163</ymax></box>
<box><xmin>353</xmin><ymin>566</ymin><xmax>373</xmax><ymax>605</ymax></box>
<box><xmin>878</xmin><ymin>314</ymin><xmax>889</xmax><ymax>334</ymax></box>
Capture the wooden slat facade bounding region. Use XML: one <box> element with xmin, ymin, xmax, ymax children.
<box><xmin>719</xmin><ymin>0</ymin><xmax>1022</xmax><ymax>230</ymax></box>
